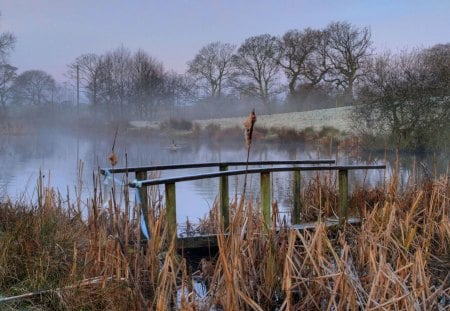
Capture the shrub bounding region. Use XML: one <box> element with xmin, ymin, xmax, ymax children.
<box><xmin>160</xmin><ymin>118</ymin><xmax>193</xmax><ymax>131</ymax></box>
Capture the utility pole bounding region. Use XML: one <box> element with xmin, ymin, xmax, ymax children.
<box><xmin>76</xmin><ymin>64</ymin><xmax>80</xmax><ymax>117</ymax></box>
<box><xmin>76</xmin><ymin>64</ymin><xmax>80</xmax><ymax>168</ymax></box>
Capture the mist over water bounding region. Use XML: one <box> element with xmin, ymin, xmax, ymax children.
<box><xmin>0</xmin><ymin>128</ymin><xmax>447</xmax><ymax>223</ymax></box>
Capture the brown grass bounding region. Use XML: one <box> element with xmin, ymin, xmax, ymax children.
<box><xmin>0</xmin><ymin>166</ymin><xmax>449</xmax><ymax>309</ymax></box>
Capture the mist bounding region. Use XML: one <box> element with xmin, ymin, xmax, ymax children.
<box><xmin>0</xmin><ymin>18</ymin><xmax>449</xmax><ymax>219</ymax></box>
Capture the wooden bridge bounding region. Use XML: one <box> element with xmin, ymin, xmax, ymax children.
<box><xmin>100</xmin><ymin>160</ymin><xmax>386</xmax><ymax>250</ymax></box>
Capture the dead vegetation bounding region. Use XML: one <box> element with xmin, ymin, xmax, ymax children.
<box><xmin>0</xmin><ymin>165</ymin><xmax>448</xmax><ymax>309</ymax></box>
<box><xmin>0</xmin><ymin>110</ymin><xmax>449</xmax><ymax>309</ymax></box>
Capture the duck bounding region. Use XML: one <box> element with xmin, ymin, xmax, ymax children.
<box><xmin>170</xmin><ymin>140</ymin><xmax>178</xmax><ymax>152</ymax></box>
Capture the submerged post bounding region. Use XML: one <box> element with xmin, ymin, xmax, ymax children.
<box><xmin>292</xmin><ymin>170</ymin><xmax>301</xmax><ymax>225</ymax></box>
<box><xmin>219</xmin><ymin>165</ymin><xmax>230</xmax><ymax>231</ymax></box>
<box><xmin>260</xmin><ymin>171</ymin><xmax>271</xmax><ymax>225</ymax></box>
<box><xmin>165</xmin><ymin>182</ymin><xmax>177</xmax><ymax>243</ymax></box>
<box><xmin>338</xmin><ymin>169</ymin><xmax>349</xmax><ymax>226</ymax></box>
<box><xmin>135</xmin><ymin>170</ymin><xmax>149</xmax><ymax>238</ymax></box>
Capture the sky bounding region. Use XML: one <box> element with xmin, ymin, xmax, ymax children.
<box><xmin>1</xmin><ymin>0</ymin><xmax>449</xmax><ymax>82</ymax></box>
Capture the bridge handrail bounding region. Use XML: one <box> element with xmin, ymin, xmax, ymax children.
<box><xmin>101</xmin><ymin>161</ymin><xmax>386</xmax><ymax>242</ymax></box>
<box><xmin>100</xmin><ymin>159</ymin><xmax>336</xmax><ymax>175</ymax></box>
<box><xmin>128</xmin><ymin>164</ymin><xmax>386</xmax><ymax>187</ymax></box>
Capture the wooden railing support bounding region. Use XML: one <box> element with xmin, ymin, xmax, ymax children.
<box><xmin>117</xmin><ymin>163</ymin><xmax>386</xmax><ymax>239</ymax></box>
<box><xmin>165</xmin><ymin>182</ymin><xmax>177</xmax><ymax>244</ymax></box>
<box><xmin>338</xmin><ymin>169</ymin><xmax>349</xmax><ymax>226</ymax></box>
<box><xmin>219</xmin><ymin>165</ymin><xmax>230</xmax><ymax>231</ymax></box>
<box><xmin>135</xmin><ymin>170</ymin><xmax>149</xmax><ymax>239</ymax></box>
<box><xmin>260</xmin><ymin>172</ymin><xmax>271</xmax><ymax>225</ymax></box>
<box><xmin>292</xmin><ymin>170</ymin><xmax>301</xmax><ymax>225</ymax></box>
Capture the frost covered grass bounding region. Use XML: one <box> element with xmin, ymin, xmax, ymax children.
<box><xmin>129</xmin><ymin>106</ymin><xmax>353</xmax><ymax>133</ymax></box>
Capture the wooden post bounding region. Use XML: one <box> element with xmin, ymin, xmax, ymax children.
<box><xmin>292</xmin><ymin>170</ymin><xmax>301</xmax><ymax>225</ymax></box>
<box><xmin>165</xmin><ymin>182</ymin><xmax>177</xmax><ymax>243</ymax></box>
<box><xmin>260</xmin><ymin>172</ymin><xmax>271</xmax><ymax>225</ymax></box>
<box><xmin>338</xmin><ymin>169</ymin><xmax>349</xmax><ymax>226</ymax></box>
<box><xmin>219</xmin><ymin>165</ymin><xmax>229</xmax><ymax>231</ymax></box>
<box><xmin>135</xmin><ymin>170</ymin><xmax>149</xmax><ymax>239</ymax></box>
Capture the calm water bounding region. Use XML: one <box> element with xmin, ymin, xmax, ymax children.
<box><xmin>0</xmin><ymin>129</ymin><xmax>446</xmax><ymax>223</ymax></box>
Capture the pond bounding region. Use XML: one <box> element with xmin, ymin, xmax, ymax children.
<box><xmin>0</xmin><ymin>128</ymin><xmax>447</xmax><ymax>224</ymax></box>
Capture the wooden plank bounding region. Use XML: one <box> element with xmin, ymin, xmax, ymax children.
<box><xmin>260</xmin><ymin>172</ymin><xmax>271</xmax><ymax>225</ymax></box>
<box><xmin>292</xmin><ymin>170</ymin><xmax>301</xmax><ymax>225</ymax></box>
<box><xmin>135</xmin><ymin>170</ymin><xmax>149</xmax><ymax>239</ymax></box>
<box><xmin>338</xmin><ymin>169</ymin><xmax>349</xmax><ymax>226</ymax></box>
<box><xmin>219</xmin><ymin>165</ymin><xmax>229</xmax><ymax>231</ymax></box>
<box><xmin>165</xmin><ymin>182</ymin><xmax>177</xmax><ymax>244</ymax></box>
<box><xmin>129</xmin><ymin>165</ymin><xmax>386</xmax><ymax>188</ymax></box>
<box><xmin>101</xmin><ymin>159</ymin><xmax>336</xmax><ymax>174</ymax></box>
<box><xmin>290</xmin><ymin>217</ymin><xmax>361</xmax><ymax>230</ymax></box>
<box><xmin>177</xmin><ymin>218</ymin><xmax>361</xmax><ymax>250</ymax></box>
<box><xmin>177</xmin><ymin>234</ymin><xmax>222</xmax><ymax>250</ymax></box>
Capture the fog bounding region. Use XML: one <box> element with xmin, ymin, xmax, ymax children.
<box><xmin>1</xmin><ymin>122</ymin><xmax>447</xmax><ymax>224</ymax></box>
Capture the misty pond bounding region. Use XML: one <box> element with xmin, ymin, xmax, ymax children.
<box><xmin>0</xmin><ymin>129</ymin><xmax>446</xmax><ymax>225</ymax></box>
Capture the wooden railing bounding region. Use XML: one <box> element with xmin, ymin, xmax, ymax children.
<box><xmin>101</xmin><ymin>160</ymin><xmax>335</xmax><ymax>236</ymax></box>
<box><xmin>101</xmin><ymin>161</ymin><xmax>386</xmax><ymax>242</ymax></box>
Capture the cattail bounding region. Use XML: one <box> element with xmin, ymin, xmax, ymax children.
<box><xmin>108</xmin><ymin>127</ymin><xmax>119</xmax><ymax>166</ymax></box>
<box><xmin>243</xmin><ymin>109</ymin><xmax>257</xmax><ymax>146</ymax></box>
<box><xmin>108</xmin><ymin>152</ymin><xmax>118</xmax><ymax>167</ymax></box>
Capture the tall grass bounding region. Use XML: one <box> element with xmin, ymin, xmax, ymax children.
<box><xmin>199</xmin><ymin>176</ymin><xmax>448</xmax><ymax>310</ymax></box>
<box><xmin>0</xmin><ymin>167</ymin><xmax>449</xmax><ymax>308</ymax></box>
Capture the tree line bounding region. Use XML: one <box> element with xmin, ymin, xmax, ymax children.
<box><xmin>0</xmin><ymin>18</ymin><xmax>448</xmax><ymax>150</ymax></box>
<box><xmin>355</xmin><ymin>43</ymin><xmax>449</xmax><ymax>151</ymax></box>
<box><xmin>0</xmin><ymin>21</ymin><xmax>377</xmax><ymax>118</ymax></box>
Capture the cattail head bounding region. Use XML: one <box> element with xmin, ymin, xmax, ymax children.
<box><xmin>243</xmin><ymin>109</ymin><xmax>257</xmax><ymax>146</ymax></box>
<box><xmin>108</xmin><ymin>152</ymin><xmax>118</xmax><ymax>167</ymax></box>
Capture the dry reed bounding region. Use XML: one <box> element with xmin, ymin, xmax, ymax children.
<box><xmin>0</xmin><ymin>153</ymin><xmax>449</xmax><ymax>309</ymax></box>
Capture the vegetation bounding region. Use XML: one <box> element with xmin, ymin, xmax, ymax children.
<box><xmin>1</xmin><ymin>7</ymin><xmax>449</xmax><ymax>309</ymax></box>
<box><xmin>1</xmin><ymin>13</ymin><xmax>448</xmax><ymax>151</ymax></box>
<box><xmin>354</xmin><ymin>44</ymin><xmax>450</xmax><ymax>152</ymax></box>
<box><xmin>0</xmin><ymin>159</ymin><xmax>449</xmax><ymax>309</ymax></box>
<box><xmin>160</xmin><ymin>118</ymin><xmax>193</xmax><ymax>131</ymax></box>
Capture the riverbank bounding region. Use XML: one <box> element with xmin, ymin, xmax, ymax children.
<box><xmin>129</xmin><ymin>106</ymin><xmax>354</xmax><ymax>133</ymax></box>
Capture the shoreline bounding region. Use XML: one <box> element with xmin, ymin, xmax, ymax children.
<box><xmin>129</xmin><ymin>106</ymin><xmax>354</xmax><ymax>133</ymax></box>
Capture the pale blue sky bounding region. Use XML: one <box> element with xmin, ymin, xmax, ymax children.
<box><xmin>1</xmin><ymin>0</ymin><xmax>449</xmax><ymax>81</ymax></box>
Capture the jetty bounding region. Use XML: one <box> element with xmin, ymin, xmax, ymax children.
<box><xmin>100</xmin><ymin>160</ymin><xmax>386</xmax><ymax>251</ymax></box>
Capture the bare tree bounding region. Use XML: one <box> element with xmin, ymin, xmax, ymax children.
<box><xmin>0</xmin><ymin>64</ymin><xmax>17</xmax><ymax>107</ymax></box>
<box><xmin>68</xmin><ymin>53</ymin><xmax>103</xmax><ymax>113</ymax></box>
<box><xmin>187</xmin><ymin>41</ymin><xmax>235</xmax><ymax>98</ymax></box>
<box><xmin>11</xmin><ymin>70</ymin><xmax>56</xmax><ymax>106</ymax></box>
<box><xmin>129</xmin><ymin>49</ymin><xmax>166</xmax><ymax>118</ymax></box>
<box><xmin>355</xmin><ymin>44</ymin><xmax>450</xmax><ymax>150</ymax></box>
<box><xmin>0</xmin><ymin>32</ymin><xmax>15</xmax><ymax>63</ymax></box>
<box><xmin>0</xmin><ymin>13</ymin><xmax>16</xmax><ymax>117</ymax></box>
<box><xmin>325</xmin><ymin>21</ymin><xmax>372</xmax><ymax>104</ymax></box>
<box><xmin>67</xmin><ymin>46</ymin><xmax>188</xmax><ymax>120</ymax></box>
<box><xmin>0</xmin><ymin>14</ymin><xmax>15</xmax><ymax>64</ymax></box>
<box><xmin>278</xmin><ymin>28</ymin><xmax>325</xmax><ymax>94</ymax></box>
<box><xmin>106</xmin><ymin>46</ymin><xmax>133</xmax><ymax>118</ymax></box>
<box><xmin>232</xmin><ymin>34</ymin><xmax>281</xmax><ymax>111</ymax></box>
<box><xmin>419</xmin><ymin>43</ymin><xmax>450</xmax><ymax>93</ymax></box>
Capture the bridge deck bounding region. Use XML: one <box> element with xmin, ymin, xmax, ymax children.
<box><xmin>177</xmin><ymin>217</ymin><xmax>361</xmax><ymax>250</ymax></box>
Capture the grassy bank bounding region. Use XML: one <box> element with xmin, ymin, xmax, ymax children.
<box><xmin>0</xmin><ymin>166</ymin><xmax>449</xmax><ymax>309</ymax></box>
<box><xmin>129</xmin><ymin>106</ymin><xmax>353</xmax><ymax>133</ymax></box>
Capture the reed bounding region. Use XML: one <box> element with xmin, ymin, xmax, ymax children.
<box><xmin>0</xmin><ymin>127</ymin><xmax>449</xmax><ymax>309</ymax></box>
<box><xmin>241</xmin><ymin>109</ymin><xmax>257</xmax><ymax>206</ymax></box>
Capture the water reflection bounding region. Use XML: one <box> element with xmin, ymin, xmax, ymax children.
<box><xmin>0</xmin><ymin>130</ymin><xmax>448</xmax><ymax>223</ymax></box>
